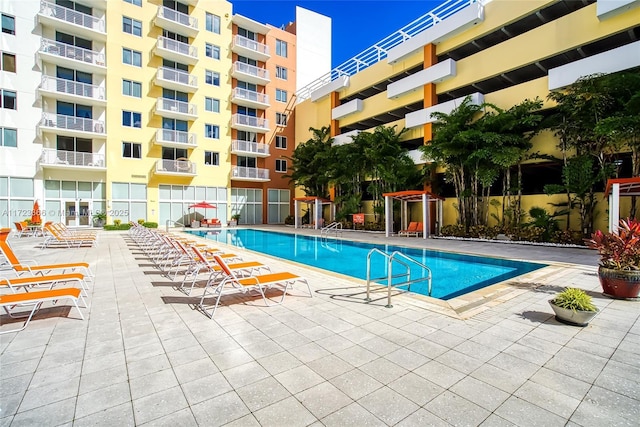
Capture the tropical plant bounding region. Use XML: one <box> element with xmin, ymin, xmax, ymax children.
<box><xmin>287</xmin><ymin>126</ymin><xmax>333</xmax><ymax>198</ymax></box>
<box><xmin>550</xmin><ymin>288</ymin><xmax>597</xmax><ymax>312</ymax></box>
<box><xmin>585</xmin><ymin>218</ymin><xmax>640</xmax><ymax>270</ymax></box>
<box><xmin>524</xmin><ymin>206</ymin><xmax>564</xmax><ymax>242</ymax></box>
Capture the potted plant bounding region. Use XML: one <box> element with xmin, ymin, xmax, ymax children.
<box><xmin>93</xmin><ymin>211</ymin><xmax>107</xmax><ymax>227</ymax></box>
<box><xmin>549</xmin><ymin>288</ymin><xmax>599</xmax><ymax>327</ymax></box>
<box><xmin>585</xmin><ymin>218</ymin><xmax>640</xmax><ymax>299</ymax></box>
<box><xmin>229</xmin><ymin>214</ymin><xmax>240</xmax><ymax>227</ymax></box>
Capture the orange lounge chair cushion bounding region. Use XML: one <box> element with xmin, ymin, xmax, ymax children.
<box><xmin>0</xmin><ymin>273</ymin><xmax>84</xmax><ymax>286</ymax></box>
<box><xmin>0</xmin><ymin>287</ymin><xmax>81</xmax><ymax>305</ymax></box>
<box><xmin>237</xmin><ymin>272</ymin><xmax>300</xmax><ymax>287</ymax></box>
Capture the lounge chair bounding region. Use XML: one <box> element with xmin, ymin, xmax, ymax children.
<box><xmin>13</xmin><ymin>222</ymin><xmax>29</xmax><ymax>238</ymax></box>
<box><xmin>0</xmin><ymin>228</ymin><xmax>94</xmax><ymax>281</ymax></box>
<box><xmin>0</xmin><ymin>287</ymin><xmax>85</xmax><ymax>334</ymax></box>
<box><xmin>43</xmin><ymin>224</ymin><xmax>96</xmax><ymax>248</ymax></box>
<box><xmin>180</xmin><ymin>246</ymin><xmax>270</xmax><ymax>295</ymax></box>
<box><xmin>198</xmin><ymin>254</ymin><xmax>312</xmax><ymax>319</ymax></box>
<box><xmin>405</xmin><ymin>222</ymin><xmax>424</xmax><ymax>237</ymax></box>
<box><xmin>398</xmin><ymin>222</ymin><xmax>418</xmax><ymax>236</ymax></box>
<box><xmin>0</xmin><ymin>271</ymin><xmax>88</xmax><ymax>295</ymax></box>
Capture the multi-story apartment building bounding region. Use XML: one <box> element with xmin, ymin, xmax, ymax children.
<box><xmin>294</xmin><ymin>0</ymin><xmax>640</xmax><ymax>232</ymax></box>
<box><xmin>0</xmin><ymin>0</ymin><xmax>330</xmax><ymax>229</ymax></box>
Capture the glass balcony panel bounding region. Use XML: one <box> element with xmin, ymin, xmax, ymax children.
<box><xmin>40</xmin><ymin>75</ymin><xmax>105</xmax><ymax>101</ymax></box>
<box><xmin>41</xmin><ymin>148</ymin><xmax>105</xmax><ymax>168</ymax></box>
<box><xmin>39</xmin><ymin>0</ymin><xmax>106</xmax><ymax>33</ymax></box>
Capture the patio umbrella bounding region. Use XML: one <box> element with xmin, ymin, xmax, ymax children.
<box><xmin>188</xmin><ymin>201</ymin><xmax>217</xmax><ymax>222</ymax></box>
<box><xmin>31</xmin><ymin>200</ymin><xmax>41</xmax><ymax>224</ymax></box>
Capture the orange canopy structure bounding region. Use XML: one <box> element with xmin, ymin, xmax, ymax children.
<box><xmin>604</xmin><ymin>178</ymin><xmax>640</xmax><ymax>232</ymax></box>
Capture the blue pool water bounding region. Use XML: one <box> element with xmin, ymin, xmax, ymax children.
<box><xmin>185</xmin><ymin>229</ymin><xmax>545</xmax><ymax>300</ymax></box>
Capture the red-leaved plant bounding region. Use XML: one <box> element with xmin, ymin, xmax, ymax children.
<box><xmin>585</xmin><ymin>218</ymin><xmax>640</xmax><ymax>270</ymax></box>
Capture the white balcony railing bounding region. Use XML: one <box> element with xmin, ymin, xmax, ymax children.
<box><xmin>40</xmin><ymin>75</ymin><xmax>105</xmax><ymax>101</ymax></box>
<box><xmin>231</xmin><ymin>140</ymin><xmax>269</xmax><ymax>156</ymax></box>
<box><xmin>155</xmin><ymin>159</ymin><xmax>196</xmax><ymax>174</ymax></box>
<box><xmin>40</xmin><ymin>113</ymin><xmax>105</xmax><ymax>134</ymax></box>
<box><xmin>157</xmin><ymin>36</ymin><xmax>197</xmax><ymax>59</ymax></box>
<box><xmin>232</xmin><ymin>88</ymin><xmax>269</xmax><ymax>105</ymax></box>
<box><xmin>233</xmin><ymin>61</ymin><xmax>270</xmax><ymax>80</ymax></box>
<box><xmin>39</xmin><ymin>0</ymin><xmax>106</xmax><ymax>33</ymax></box>
<box><xmin>157</xmin><ymin>98</ymin><xmax>197</xmax><ymax>116</ymax></box>
<box><xmin>233</xmin><ymin>35</ymin><xmax>269</xmax><ymax>56</ymax></box>
<box><xmin>157</xmin><ymin>6</ymin><xmax>198</xmax><ymax>30</ymax></box>
<box><xmin>232</xmin><ymin>166</ymin><xmax>269</xmax><ymax>180</ymax></box>
<box><xmin>39</xmin><ymin>38</ymin><xmax>105</xmax><ymax>67</ymax></box>
<box><xmin>156</xmin><ymin>67</ymin><xmax>197</xmax><ymax>87</ymax></box>
<box><xmin>231</xmin><ymin>114</ymin><xmax>269</xmax><ymax>129</ymax></box>
<box><xmin>155</xmin><ymin>129</ymin><xmax>197</xmax><ymax>146</ymax></box>
<box><xmin>41</xmin><ymin>148</ymin><xmax>105</xmax><ymax>168</ymax></box>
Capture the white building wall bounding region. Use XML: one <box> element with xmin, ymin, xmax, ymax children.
<box><xmin>295</xmin><ymin>6</ymin><xmax>331</xmax><ymax>93</ymax></box>
<box><xmin>0</xmin><ymin>0</ymin><xmax>43</xmax><ymax>180</ymax></box>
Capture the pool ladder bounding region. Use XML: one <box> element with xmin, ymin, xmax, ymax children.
<box><xmin>365</xmin><ymin>248</ymin><xmax>432</xmax><ymax>308</ymax></box>
<box><xmin>320</xmin><ymin>221</ymin><xmax>343</xmax><ymax>238</ymax></box>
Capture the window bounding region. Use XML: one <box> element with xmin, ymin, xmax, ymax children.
<box><xmin>238</xmin><ymin>28</ymin><xmax>256</xmax><ymax>40</ymax></box>
<box><xmin>122</xmin><ymin>80</ymin><xmax>142</xmax><ymax>97</ymax></box>
<box><xmin>0</xmin><ymin>127</ymin><xmax>17</xmax><ymax>147</ymax></box>
<box><xmin>124</xmin><ymin>0</ymin><xmax>142</xmax><ymax>5</ymax></box>
<box><xmin>276</xmin><ymin>66</ymin><xmax>287</xmax><ymax>80</ymax></box>
<box><xmin>122</xmin><ymin>111</ymin><xmax>141</xmax><ymax>128</ymax></box>
<box><xmin>276</xmin><ymin>89</ymin><xmax>287</xmax><ymax>103</ymax></box>
<box><xmin>205</xmin><ymin>13</ymin><xmax>220</xmax><ymax>34</ymax></box>
<box><xmin>1</xmin><ymin>90</ymin><xmax>16</xmax><ymax>109</ymax></box>
<box><xmin>122</xmin><ymin>142</ymin><xmax>141</xmax><ymax>159</ymax></box>
<box><xmin>275</xmin><ymin>159</ymin><xmax>287</xmax><ymax>173</ymax></box>
<box><xmin>275</xmin><ymin>136</ymin><xmax>287</xmax><ymax>149</ymax></box>
<box><xmin>276</xmin><ymin>39</ymin><xmax>288</xmax><ymax>57</ymax></box>
<box><xmin>122</xmin><ymin>48</ymin><xmax>142</xmax><ymax>67</ymax></box>
<box><xmin>1</xmin><ymin>52</ymin><xmax>16</xmax><ymax>72</ymax></box>
<box><xmin>205</xmin><ymin>44</ymin><xmax>220</xmax><ymax>60</ymax></box>
<box><xmin>205</xmin><ymin>70</ymin><xmax>220</xmax><ymax>86</ymax></box>
<box><xmin>205</xmin><ymin>97</ymin><xmax>220</xmax><ymax>113</ymax></box>
<box><xmin>276</xmin><ymin>113</ymin><xmax>287</xmax><ymax>126</ymax></box>
<box><xmin>2</xmin><ymin>14</ymin><xmax>15</xmax><ymax>35</ymax></box>
<box><xmin>204</xmin><ymin>151</ymin><xmax>219</xmax><ymax>166</ymax></box>
<box><xmin>205</xmin><ymin>124</ymin><xmax>219</xmax><ymax>139</ymax></box>
<box><xmin>123</xmin><ymin>17</ymin><xmax>142</xmax><ymax>36</ymax></box>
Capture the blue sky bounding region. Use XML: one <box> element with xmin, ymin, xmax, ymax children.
<box><xmin>231</xmin><ymin>0</ymin><xmax>442</xmax><ymax>68</ymax></box>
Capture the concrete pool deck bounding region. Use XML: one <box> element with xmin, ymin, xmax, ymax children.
<box><xmin>1</xmin><ymin>227</ymin><xmax>638</xmax><ymax>426</ymax></box>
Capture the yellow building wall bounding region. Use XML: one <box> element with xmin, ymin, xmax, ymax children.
<box><xmin>105</xmin><ymin>0</ymin><xmax>233</xmax><ymax>223</ymax></box>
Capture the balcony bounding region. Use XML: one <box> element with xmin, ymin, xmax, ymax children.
<box><xmin>155</xmin><ymin>159</ymin><xmax>197</xmax><ymax>176</ymax></box>
<box><xmin>37</xmin><ymin>0</ymin><xmax>106</xmax><ymax>41</ymax></box>
<box><xmin>154</xmin><ymin>129</ymin><xmax>197</xmax><ymax>149</ymax></box>
<box><xmin>231</xmin><ymin>166</ymin><xmax>269</xmax><ymax>182</ymax></box>
<box><xmin>231</xmin><ymin>140</ymin><xmax>269</xmax><ymax>157</ymax></box>
<box><xmin>40</xmin><ymin>148</ymin><xmax>106</xmax><ymax>170</ymax></box>
<box><xmin>231</xmin><ymin>88</ymin><xmax>270</xmax><ymax>109</ymax></box>
<box><xmin>231</xmin><ymin>114</ymin><xmax>269</xmax><ymax>133</ymax></box>
<box><xmin>38</xmin><ymin>39</ymin><xmax>106</xmax><ymax>75</ymax></box>
<box><xmin>231</xmin><ymin>61</ymin><xmax>270</xmax><ymax>85</ymax></box>
<box><xmin>155</xmin><ymin>98</ymin><xmax>197</xmax><ymax>121</ymax></box>
<box><xmin>155</xmin><ymin>36</ymin><xmax>198</xmax><ymax>64</ymax></box>
<box><xmin>231</xmin><ymin>35</ymin><xmax>270</xmax><ymax>62</ymax></box>
<box><xmin>155</xmin><ymin>6</ymin><xmax>198</xmax><ymax>37</ymax></box>
<box><xmin>38</xmin><ymin>113</ymin><xmax>106</xmax><ymax>139</ymax></box>
<box><xmin>38</xmin><ymin>75</ymin><xmax>106</xmax><ymax>106</ymax></box>
<box><xmin>155</xmin><ymin>67</ymin><xmax>198</xmax><ymax>93</ymax></box>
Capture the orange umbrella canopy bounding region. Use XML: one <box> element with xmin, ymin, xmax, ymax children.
<box><xmin>188</xmin><ymin>201</ymin><xmax>217</xmax><ymax>220</ymax></box>
<box><xmin>31</xmin><ymin>201</ymin><xmax>41</xmax><ymax>224</ymax></box>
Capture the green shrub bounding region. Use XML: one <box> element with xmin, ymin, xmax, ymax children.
<box><xmin>440</xmin><ymin>224</ymin><xmax>466</xmax><ymax>237</ymax></box>
<box><xmin>113</xmin><ymin>219</ymin><xmax>122</xmax><ymax>227</ymax></box>
<box><xmin>142</xmin><ymin>222</ymin><xmax>158</xmax><ymax>229</ymax></box>
<box><xmin>550</xmin><ymin>230</ymin><xmax>582</xmax><ymax>245</ymax></box>
<box><xmin>510</xmin><ymin>226</ymin><xmax>545</xmax><ymax>242</ymax></box>
<box><xmin>137</xmin><ymin>219</ymin><xmax>145</xmax><ymax>225</ymax></box>
<box><xmin>103</xmin><ymin>223</ymin><xmax>131</xmax><ymax>231</ymax></box>
<box><xmin>551</xmin><ymin>288</ymin><xmax>597</xmax><ymax>312</ymax></box>
<box><xmin>284</xmin><ymin>215</ymin><xmax>294</xmax><ymax>225</ymax></box>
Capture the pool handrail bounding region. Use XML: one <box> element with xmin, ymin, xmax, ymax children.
<box><xmin>365</xmin><ymin>248</ymin><xmax>432</xmax><ymax>308</ymax></box>
<box><xmin>320</xmin><ymin>221</ymin><xmax>343</xmax><ymax>238</ymax></box>
<box><xmin>165</xmin><ymin>219</ymin><xmax>185</xmax><ymax>232</ymax></box>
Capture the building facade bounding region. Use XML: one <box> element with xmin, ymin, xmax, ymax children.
<box><xmin>293</xmin><ymin>0</ymin><xmax>640</xmax><ymax>231</ymax></box>
<box><xmin>0</xmin><ymin>0</ymin><xmax>330</xmax><ymax>228</ymax></box>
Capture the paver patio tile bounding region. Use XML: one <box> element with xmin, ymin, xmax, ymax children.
<box><xmin>235</xmin><ymin>376</ymin><xmax>290</xmax><ymax>412</ymax></box>
<box><xmin>81</xmin><ymin>350</ymin><xmax>126</xmax><ymax>376</ymax></box>
<box><xmin>495</xmin><ymin>396</ymin><xmax>566</xmax><ymax>427</ymax></box>
<box><xmin>478</xmin><ymin>414</ymin><xmax>517</xmax><ymax>426</ymax></box>
<box><xmin>544</xmin><ymin>347</ymin><xmax>608</xmax><ymax>383</ymax></box>
<box><xmin>0</xmin><ymin>392</ymin><xmax>23</xmax><ymax>418</ymax></box>
<box><xmin>130</xmin><ymin>368</ymin><xmax>179</xmax><ymax>400</ymax></box>
<box><xmin>405</xmin><ymin>337</ymin><xmax>448</xmax><ymax>358</ymax></box>
<box><xmin>306</xmin><ymin>353</ymin><xmax>354</xmax><ymax>379</ymax></box>
<box><xmin>330</xmin><ymin>369</ymin><xmax>384</xmax><ymax>400</ymax></box>
<box><xmin>210</xmin><ymin>347</ymin><xmax>255</xmax><ymax>371</ymax></box>
<box><xmin>127</xmin><ymin>353</ymin><xmax>171</xmax><ymax>380</ymax></box>
<box><xmin>395</xmin><ymin>408</ymin><xmax>451</xmax><ymax>426</ymax></box>
<box><xmin>414</xmin><ymin>360</ymin><xmax>465</xmax><ymax>388</ymax></box>
<box><xmin>450</xmin><ymin>376</ymin><xmax>510</xmax><ymax>412</ymax></box>
<box><xmin>0</xmin><ymin>344</ymin><xmax>46</xmax><ymax>365</ymax></box>
<box><xmin>359</xmin><ymin>357</ymin><xmax>409</xmax><ymax>384</ymax></box>
<box><xmin>222</xmin><ymin>361</ymin><xmax>271</xmax><ymax>389</ymax></box>
<box><xmin>289</xmin><ymin>341</ymin><xmax>331</xmax><ymax>363</ymax></box>
<box><xmin>335</xmin><ymin>344</ymin><xmax>378</xmax><ymax>367</ymax></box>
<box><xmin>190</xmin><ymin>390</ymin><xmax>250</xmax><ymax>426</ymax></box>
<box><xmin>241</xmin><ymin>339</ymin><xmax>284</xmax><ymax>359</ymax></box>
<box><xmin>314</xmin><ymin>333</ymin><xmax>355</xmax><ymax>353</ymax></box>
<box><xmin>275</xmin><ymin>364</ymin><xmax>324</xmax><ymax>394</ymax></box>
<box><xmin>132</xmin><ymin>385</ymin><xmax>188</xmax><ymax>425</ymax></box>
<box><xmin>0</xmin><ymin>373</ymin><xmax>31</xmax><ymax>398</ymax></box>
<box><xmin>181</xmin><ymin>372</ymin><xmax>233</xmax><ymax>406</ymax></box>
<box><xmin>18</xmin><ymin>376</ymin><xmax>79</xmax><ymax>412</ymax></box>
<box><xmin>75</xmin><ymin>381</ymin><xmax>131</xmax><ymax>419</ymax></box>
<box><xmin>513</xmin><ymin>380</ymin><xmax>581</xmax><ymax>418</ymax></box>
<box><xmin>72</xmin><ymin>402</ymin><xmax>135</xmax><ymax>427</ymax></box>
<box><xmin>295</xmin><ymin>381</ymin><xmax>352</xmax><ymax>419</ymax></box>
<box><xmin>173</xmin><ymin>357</ymin><xmax>219</xmax><ymax>385</ymax></box>
<box><xmin>201</xmin><ymin>336</ymin><xmax>242</xmax><ymax>357</ymax></box>
<box><xmin>425</xmin><ymin>390</ymin><xmax>491</xmax><ymax>427</ymax></box>
<box><xmin>320</xmin><ymin>402</ymin><xmax>386</xmax><ymax>427</ymax></box>
<box><xmin>10</xmin><ymin>396</ymin><xmax>75</xmax><ymax>427</ymax></box>
<box><xmin>471</xmin><ymin>364</ymin><xmax>529</xmax><ymax>394</ymax></box>
<box><xmin>358</xmin><ymin>386</ymin><xmax>419</xmax><ymax>425</ymax></box>
<box><xmin>222</xmin><ymin>414</ymin><xmax>261</xmax><ymax>426</ymax></box>
<box><xmin>78</xmin><ymin>364</ymin><xmax>128</xmax><ymax>394</ymax></box>
<box><xmin>252</xmin><ymin>395</ymin><xmax>317</xmax><ymax>426</ymax></box>
<box><xmin>256</xmin><ymin>350</ymin><xmax>303</xmax><ymax>376</ymax></box>
<box><xmin>436</xmin><ymin>349</ymin><xmax>485</xmax><ymax>374</ymax></box>
<box><xmin>528</xmin><ymin>367</ymin><xmax>591</xmax><ymax>401</ymax></box>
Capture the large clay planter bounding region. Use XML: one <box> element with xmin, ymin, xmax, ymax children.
<box><xmin>598</xmin><ymin>266</ymin><xmax>640</xmax><ymax>299</ymax></box>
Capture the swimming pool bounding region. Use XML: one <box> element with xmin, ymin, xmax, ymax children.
<box><xmin>185</xmin><ymin>228</ymin><xmax>545</xmax><ymax>300</ymax></box>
